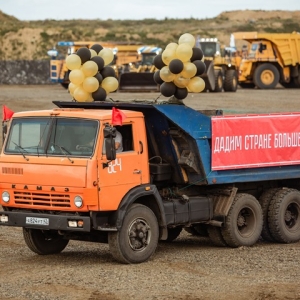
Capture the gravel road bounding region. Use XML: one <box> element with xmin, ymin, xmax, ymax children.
<box><xmin>1</xmin><ymin>85</ymin><xmax>300</xmax><ymax>300</ymax></box>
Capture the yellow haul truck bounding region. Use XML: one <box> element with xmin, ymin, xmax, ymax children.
<box><xmin>233</xmin><ymin>32</ymin><xmax>300</xmax><ymax>89</ymax></box>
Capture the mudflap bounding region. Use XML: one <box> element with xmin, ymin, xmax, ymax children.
<box><xmin>200</xmin><ymin>60</ymin><xmax>215</xmax><ymax>91</ymax></box>
<box><xmin>118</xmin><ymin>72</ymin><xmax>159</xmax><ymax>92</ymax></box>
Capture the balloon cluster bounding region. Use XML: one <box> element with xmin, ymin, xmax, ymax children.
<box><xmin>66</xmin><ymin>44</ymin><xmax>118</xmax><ymax>102</ymax></box>
<box><xmin>153</xmin><ymin>33</ymin><xmax>206</xmax><ymax>100</ymax></box>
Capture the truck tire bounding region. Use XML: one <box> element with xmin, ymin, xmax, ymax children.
<box><xmin>207</xmin><ymin>225</ymin><xmax>227</xmax><ymax>247</ymax></box>
<box><xmin>23</xmin><ymin>228</ymin><xmax>69</xmax><ymax>255</ymax></box>
<box><xmin>223</xmin><ymin>70</ymin><xmax>238</xmax><ymax>92</ymax></box>
<box><xmin>108</xmin><ymin>204</ymin><xmax>159</xmax><ymax>264</ymax></box>
<box><xmin>253</xmin><ymin>63</ymin><xmax>279</xmax><ymax>89</ymax></box>
<box><xmin>210</xmin><ymin>70</ymin><xmax>223</xmax><ymax>92</ymax></box>
<box><xmin>221</xmin><ymin>193</ymin><xmax>263</xmax><ymax>248</ymax></box>
<box><xmin>268</xmin><ymin>188</ymin><xmax>300</xmax><ymax>243</ymax></box>
<box><xmin>258</xmin><ymin>188</ymin><xmax>281</xmax><ymax>242</ymax></box>
<box><xmin>164</xmin><ymin>227</ymin><xmax>182</xmax><ymax>242</ymax></box>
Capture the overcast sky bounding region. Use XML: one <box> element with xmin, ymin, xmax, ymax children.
<box><xmin>0</xmin><ymin>0</ymin><xmax>299</xmax><ymax>20</ymax></box>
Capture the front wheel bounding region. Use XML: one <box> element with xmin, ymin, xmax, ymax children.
<box><xmin>221</xmin><ymin>193</ymin><xmax>263</xmax><ymax>247</ymax></box>
<box><xmin>223</xmin><ymin>70</ymin><xmax>238</xmax><ymax>92</ymax></box>
<box><xmin>23</xmin><ymin>228</ymin><xmax>69</xmax><ymax>255</ymax></box>
<box><xmin>253</xmin><ymin>63</ymin><xmax>279</xmax><ymax>89</ymax></box>
<box><xmin>108</xmin><ymin>204</ymin><xmax>159</xmax><ymax>264</ymax></box>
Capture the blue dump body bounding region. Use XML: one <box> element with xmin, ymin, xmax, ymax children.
<box><xmin>54</xmin><ymin>101</ymin><xmax>300</xmax><ymax>186</ymax></box>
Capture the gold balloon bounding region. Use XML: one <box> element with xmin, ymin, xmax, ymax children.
<box><xmin>187</xmin><ymin>76</ymin><xmax>206</xmax><ymax>93</ymax></box>
<box><xmin>83</xmin><ymin>76</ymin><xmax>100</xmax><ymax>93</ymax></box>
<box><xmin>178</xmin><ymin>33</ymin><xmax>196</xmax><ymax>48</ymax></box>
<box><xmin>159</xmin><ymin>66</ymin><xmax>175</xmax><ymax>82</ymax></box>
<box><xmin>98</xmin><ymin>48</ymin><xmax>114</xmax><ymax>66</ymax></box>
<box><xmin>165</xmin><ymin>42</ymin><xmax>178</xmax><ymax>51</ymax></box>
<box><xmin>68</xmin><ymin>82</ymin><xmax>79</xmax><ymax>96</ymax></box>
<box><xmin>173</xmin><ymin>74</ymin><xmax>190</xmax><ymax>88</ymax></box>
<box><xmin>66</xmin><ymin>54</ymin><xmax>81</xmax><ymax>70</ymax></box>
<box><xmin>73</xmin><ymin>86</ymin><xmax>90</xmax><ymax>102</ymax></box>
<box><xmin>81</xmin><ymin>61</ymin><xmax>98</xmax><ymax>77</ymax></box>
<box><xmin>101</xmin><ymin>77</ymin><xmax>119</xmax><ymax>93</ymax></box>
<box><xmin>181</xmin><ymin>62</ymin><xmax>197</xmax><ymax>78</ymax></box>
<box><xmin>69</xmin><ymin>69</ymin><xmax>85</xmax><ymax>85</ymax></box>
<box><xmin>90</xmin><ymin>49</ymin><xmax>97</xmax><ymax>58</ymax></box>
<box><xmin>175</xmin><ymin>43</ymin><xmax>193</xmax><ymax>63</ymax></box>
<box><xmin>161</xmin><ymin>48</ymin><xmax>176</xmax><ymax>65</ymax></box>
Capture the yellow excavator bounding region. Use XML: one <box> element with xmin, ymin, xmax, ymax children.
<box><xmin>118</xmin><ymin>46</ymin><xmax>162</xmax><ymax>92</ymax></box>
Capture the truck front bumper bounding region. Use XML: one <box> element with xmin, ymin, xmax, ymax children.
<box><xmin>0</xmin><ymin>211</ymin><xmax>91</xmax><ymax>232</ymax></box>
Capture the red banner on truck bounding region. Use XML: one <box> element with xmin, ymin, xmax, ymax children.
<box><xmin>211</xmin><ymin>113</ymin><xmax>300</xmax><ymax>170</ymax></box>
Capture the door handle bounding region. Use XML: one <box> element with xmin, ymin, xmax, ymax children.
<box><xmin>139</xmin><ymin>141</ymin><xmax>143</xmax><ymax>154</ymax></box>
<box><xmin>133</xmin><ymin>169</ymin><xmax>141</xmax><ymax>174</ymax></box>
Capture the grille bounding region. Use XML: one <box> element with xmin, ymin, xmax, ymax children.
<box><xmin>14</xmin><ymin>191</ymin><xmax>71</xmax><ymax>208</ymax></box>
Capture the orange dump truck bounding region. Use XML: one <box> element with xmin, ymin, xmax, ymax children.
<box><xmin>1</xmin><ymin>100</ymin><xmax>300</xmax><ymax>263</ymax></box>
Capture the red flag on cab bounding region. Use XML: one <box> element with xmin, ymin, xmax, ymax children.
<box><xmin>2</xmin><ymin>105</ymin><xmax>14</xmax><ymax>122</ymax></box>
<box><xmin>112</xmin><ymin>107</ymin><xmax>126</xmax><ymax>125</ymax></box>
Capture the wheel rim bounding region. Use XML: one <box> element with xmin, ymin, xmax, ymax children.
<box><xmin>217</xmin><ymin>75</ymin><xmax>223</xmax><ymax>88</ymax></box>
<box><xmin>232</xmin><ymin>76</ymin><xmax>237</xmax><ymax>89</ymax></box>
<box><xmin>261</xmin><ymin>70</ymin><xmax>274</xmax><ymax>85</ymax></box>
<box><xmin>128</xmin><ymin>218</ymin><xmax>151</xmax><ymax>251</ymax></box>
<box><xmin>236</xmin><ymin>207</ymin><xmax>257</xmax><ymax>237</ymax></box>
<box><xmin>284</xmin><ymin>202</ymin><xmax>300</xmax><ymax>232</ymax></box>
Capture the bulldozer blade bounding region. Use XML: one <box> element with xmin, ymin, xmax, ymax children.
<box><xmin>200</xmin><ymin>60</ymin><xmax>215</xmax><ymax>91</ymax></box>
<box><xmin>118</xmin><ymin>72</ymin><xmax>159</xmax><ymax>92</ymax></box>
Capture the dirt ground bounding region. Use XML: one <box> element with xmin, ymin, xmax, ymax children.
<box><xmin>1</xmin><ymin>85</ymin><xmax>300</xmax><ymax>300</ymax></box>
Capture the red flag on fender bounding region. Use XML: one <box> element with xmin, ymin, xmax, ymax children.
<box><xmin>112</xmin><ymin>107</ymin><xmax>126</xmax><ymax>125</ymax></box>
<box><xmin>2</xmin><ymin>105</ymin><xmax>14</xmax><ymax>122</ymax></box>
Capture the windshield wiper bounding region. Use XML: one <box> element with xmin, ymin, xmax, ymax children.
<box><xmin>12</xmin><ymin>142</ymin><xmax>29</xmax><ymax>161</ymax></box>
<box><xmin>52</xmin><ymin>144</ymin><xmax>74</xmax><ymax>164</ymax></box>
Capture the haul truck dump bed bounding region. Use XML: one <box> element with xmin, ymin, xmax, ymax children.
<box><xmin>1</xmin><ymin>99</ymin><xmax>300</xmax><ymax>264</ymax></box>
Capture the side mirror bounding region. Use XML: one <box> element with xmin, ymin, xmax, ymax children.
<box><xmin>103</xmin><ymin>124</ymin><xmax>116</xmax><ymax>162</ymax></box>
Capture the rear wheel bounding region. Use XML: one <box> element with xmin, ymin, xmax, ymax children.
<box><xmin>23</xmin><ymin>228</ymin><xmax>69</xmax><ymax>255</ymax></box>
<box><xmin>224</xmin><ymin>70</ymin><xmax>238</xmax><ymax>92</ymax></box>
<box><xmin>221</xmin><ymin>193</ymin><xmax>263</xmax><ymax>247</ymax></box>
<box><xmin>259</xmin><ymin>188</ymin><xmax>281</xmax><ymax>242</ymax></box>
<box><xmin>268</xmin><ymin>188</ymin><xmax>300</xmax><ymax>243</ymax></box>
<box><xmin>108</xmin><ymin>204</ymin><xmax>159</xmax><ymax>264</ymax></box>
<box><xmin>253</xmin><ymin>63</ymin><xmax>279</xmax><ymax>89</ymax></box>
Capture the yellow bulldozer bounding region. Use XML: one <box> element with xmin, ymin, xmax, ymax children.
<box><xmin>48</xmin><ymin>41</ymin><xmax>141</xmax><ymax>89</ymax></box>
<box><xmin>118</xmin><ymin>46</ymin><xmax>162</xmax><ymax>91</ymax></box>
<box><xmin>198</xmin><ymin>37</ymin><xmax>241</xmax><ymax>92</ymax></box>
<box><xmin>233</xmin><ymin>31</ymin><xmax>300</xmax><ymax>89</ymax></box>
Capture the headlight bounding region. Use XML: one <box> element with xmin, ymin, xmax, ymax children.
<box><xmin>74</xmin><ymin>195</ymin><xmax>83</xmax><ymax>208</ymax></box>
<box><xmin>2</xmin><ymin>191</ymin><xmax>10</xmax><ymax>203</ymax></box>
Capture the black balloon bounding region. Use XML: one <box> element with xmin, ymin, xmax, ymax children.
<box><xmin>193</xmin><ymin>60</ymin><xmax>206</xmax><ymax>76</ymax></box>
<box><xmin>90</xmin><ymin>44</ymin><xmax>103</xmax><ymax>54</ymax></box>
<box><xmin>174</xmin><ymin>87</ymin><xmax>188</xmax><ymax>100</ymax></box>
<box><xmin>92</xmin><ymin>87</ymin><xmax>107</xmax><ymax>101</ymax></box>
<box><xmin>169</xmin><ymin>59</ymin><xmax>184</xmax><ymax>74</ymax></box>
<box><xmin>94</xmin><ymin>72</ymin><xmax>103</xmax><ymax>84</ymax></box>
<box><xmin>191</xmin><ymin>47</ymin><xmax>204</xmax><ymax>62</ymax></box>
<box><xmin>101</xmin><ymin>66</ymin><xmax>116</xmax><ymax>78</ymax></box>
<box><xmin>91</xmin><ymin>56</ymin><xmax>105</xmax><ymax>71</ymax></box>
<box><xmin>153</xmin><ymin>54</ymin><xmax>166</xmax><ymax>70</ymax></box>
<box><xmin>153</xmin><ymin>70</ymin><xmax>164</xmax><ymax>84</ymax></box>
<box><xmin>160</xmin><ymin>82</ymin><xmax>176</xmax><ymax>97</ymax></box>
<box><xmin>76</xmin><ymin>47</ymin><xmax>91</xmax><ymax>64</ymax></box>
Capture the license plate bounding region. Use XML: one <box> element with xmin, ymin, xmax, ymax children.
<box><xmin>26</xmin><ymin>217</ymin><xmax>49</xmax><ymax>226</ymax></box>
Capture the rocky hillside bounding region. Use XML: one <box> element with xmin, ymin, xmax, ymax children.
<box><xmin>1</xmin><ymin>10</ymin><xmax>300</xmax><ymax>60</ymax></box>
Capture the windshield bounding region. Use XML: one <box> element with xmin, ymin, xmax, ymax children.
<box><xmin>199</xmin><ymin>42</ymin><xmax>217</xmax><ymax>57</ymax></box>
<box><xmin>5</xmin><ymin>117</ymin><xmax>99</xmax><ymax>157</ymax></box>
